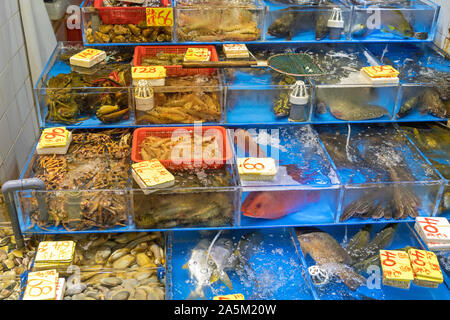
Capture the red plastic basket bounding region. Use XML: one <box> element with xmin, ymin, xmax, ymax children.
<box><xmin>94</xmin><ymin>0</ymin><xmax>170</xmax><ymax>25</ymax></box>
<box><xmin>133</xmin><ymin>45</ymin><xmax>219</xmax><ymax>77</ymax></box>
<box><xmin>132</xmin><ymin>126</ymin><xmax>233</xmax><ymax>170</ymax></box>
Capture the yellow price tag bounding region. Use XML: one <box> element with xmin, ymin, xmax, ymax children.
<box><xmin>38</xmin><ymin>127</ymin><xmax>69</xmax><ymax>148</ymax></box>
<box><xmin>23</xmin><ymin>270</ymin><xmax>58</xmax><ymax>300</ymax></box>
<box><xmin>72</xmin><ymin>49</ymin><xmax>104</xmax><ymax>61</ymax></box>
<box><xmin>132</xmin><ymin>66</ymin><xmax>166</xmax><ymax>80</ymax></box>
<box><xmin>380</xmin><ymin>250</ymin><xmax>414</xmax><ymax>281</ymax></box>
<box><xmin>408</xmin><ymin>249</ymin><xmax>443</xmax><ymax>283</ymax></box>
<box><xmin>35</xmin><ymin>241</ymin><xmax>76</xmax><ymax>263</ymax></box>
<box><xmin>213</xmin><ymin>294</ymin><xmax>245</xmax><ymax>300</ymax></box>
<box><xmin>362</xmin><ymin>65</ymin><xmax>399</xmax><ymax>78</ymax></box>
<box><xmin>184</xmin><ymin>48</ymin><xmax>210</xmax><ymax>62</ymax></box>
<box><xmin>132</xmin><ymin>160</ymin><xmax>174</xmax><ymax>188</ymax></box>
<box><xmin>146</xmin><ymin>7</ymin><xmax>174</xmax><ymax>27</ymax></box>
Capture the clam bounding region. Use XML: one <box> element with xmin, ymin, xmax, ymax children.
<box><xmin>100</xmin><ymin>277</ymin><xmax>123</xmax><ymax>287</ymax></box>
<box><xmin>134</xmin><ymin>288</ymin><xmax>147</xmax><ymax>300</ymax></box>
<box><xmin>112</xmin><ymin>254</ymin><xmax>135</xmax><ymax>269</ymax></box>
<box><xmin>109</xmin><ymin>289</ymin><xmax>131</xmax><ymax>300</ymax></box>
<box><xmin>136</xmin><ymin>253</ymin><xmax>153</xmax><ymax>267</ymax></box>
<box><xmin>94</xmin><ymin>246</ymin><xmax>111</xmax><ymax>264</ymax></box>
<box><xmin>107</xmin><ymin>248</ymin><xmax>130</xmax><ymax>264</ymax></box>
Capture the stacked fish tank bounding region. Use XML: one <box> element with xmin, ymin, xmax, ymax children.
<box><xmin>367</xmin><ymin>43</ymin><xmax>450</xmax><ymax>121</ymax></box>
<box><xmin>81</xmin><ymin>0</ymin><xmax>175</xmax><ymax>44</ymax></box>
<box><xmin>35</xmin><ymin>42</ymin><xmax>134</xmax><ymax>128</ymax></box>
<box><xmin>80</xmin><ymin>0</ymin><xmax>440</xmax><ymax>43</ymax></box>
<box><xmin>346</xmin><ymin>0</ymin><xmax>439</xmax><ymax>42</ymax></box>
<box><xmin>174</xmin><ymin>0</ymin><xmax>265</xmax><ymax>42</ymax></box>
<box><xmin>2</xmin><ymin>0</ymin><xmax>450</xmax><ymax>301</ymax></box>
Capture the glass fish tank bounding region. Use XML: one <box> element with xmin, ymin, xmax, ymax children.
<box><xmin>264</xmin><ymin>1</ymin><xmax>351</xmax><ymax>42</ymax></box>
<box><xmin>17</xmin><ymin>128</ymin><xmax>134</xmax><ymax>233</ymax></box>
<box><xmin>130</xmin><ymin>125</ymin><xmax>240</xmax><ymax>230</ymax></box>
<box><xmin>315</xmin><ymin>124</ymin><xmax>443</xmax><ymax>223</ymax></box>
<box><xmin>174</xmin><ymin>0</ymin><xmax>264</xmax><ymax>42</ymax></box>
<box><xmin>32</xmin><ymin>232</ymin><xmax>167</xmax><ymax>300</ymax></box>
<box><xmin>348</xmin><ymin>0</ymin><xmax>439</xmax><ymax>41</ymax></box>
<box><xmin>133</xmin><ymin>71</ymin><xmax>226</xmax><ymax>125</ymax></box>
<box><xmin>81</xmin><ymin>0</ymin><xmax>174</xmax><ymax>44</ymax></box>
<box><xmin>36</xmin><ymin>232</ymin><xmax>166</xmax><ymax>272</ymax></box>
<box><xmin>400</xmin><ymin>123</ymin><xmax>450</xmax><ymax>218</ymax></box>
<box><xmin>34</xmin><ymin>42</ymin><xmax>134</xmax><ymax>129</ymax></box>
<box><xmin>169</xmin><ymin>228</ymin><xmax>316</xmax><ymax>300</ymax></box>
<box><xmin>306</xmin><ymin>44</ymin><xmax>398</xmax><ymax>123</ymax></box>
<box><xmin>366</xmin><ymin>43</ymin><xmax>449</xmax><ymax>122</ymax></box>
<box><xmin>226</xmin><ymin>84</ymin><xmax>313</xmax><ymax>124</ymax></box>
<box><xmin>295</xmin><ymin>222</ymin><xmax>450</xmax><ymax>300</ymax></box>
<box><xmin>232</xmin><ymin>125</ymin><xmax>340</xmax><ymax>227</ymax></box>
<box><xmin>131</xmin><ymin>165</ymin><xmax>241</xmax><ymax>230</ymax></box>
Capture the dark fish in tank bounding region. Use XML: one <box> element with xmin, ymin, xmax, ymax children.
<box><xmin>295</xmin><ymin>228</ymin><xmax>367</xmax><ymax>291</ymax></box>
<box><xmin>420</xmin><ymin>88</ymin><xmax>448</xmax><ymax>119</ymax></box>
<box><xmin>329</xmin><ymin>101</ymin><xmax>389</xmax><ymax>121</ymax></box>
<box><xmin>267</xmin><ymin>7</ymin><xmax>330</xmax><ymax>40</ymax></box>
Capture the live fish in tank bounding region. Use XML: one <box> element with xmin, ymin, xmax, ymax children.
<box><xmin>398</xmin><ymin>88</ymin><xmax>448</xmax><ymax>119</ymax></box>
<box><xmin>352</xmin><ymin>9</ymin><xmax>420</xmax><ymax>40</ymax></box>
<box><xmin>296</xmin><ymin>224</ymin><xmax>398</xmax><ymax>291</ymax></box>
<box><xmin>242</xmin><ymin>165</ymin><xmax>319</xmax><ymax>220</ymax></box>
<box><xmin>184</xmin><ymin>232</ymin><xmax>263</xmax><ymax>299</ymax></box>
<box><xmin>183</xmin><ymin>238</ymin><xmax>234</xmax><ymax>300</ymax></box>
<box><xmin>267</xmin><ymin>7</ymin><xmax>333</xmax><ymax>40</ymax></box>
<box><xmin>315</xmin><ymin>88</ymin><xmax>389</xmax><ymax>121</ymax></box>
<box><xmin>295</xmin><ymin>228</ymin><xmax>366</xmax><ymax>291</ymax></box>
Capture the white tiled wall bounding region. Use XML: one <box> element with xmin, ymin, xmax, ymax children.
<box><xmin>432</xmin><ymin>0</ymin><xmax>450</xmax><ymax>53</ymax></box>
<box><xmin>0</xmin><ymin>0</ymin><xmax>39</xmax><ymax>184</ymax></box>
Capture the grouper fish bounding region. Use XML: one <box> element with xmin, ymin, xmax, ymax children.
<box><xmin>295</xmin><ymin>228</ymin><xmax>367</xmax><ymax>291</ymax></box>
<box><xmin>268</xmin><ymin>7</ymin><xmax>330</xmax><ymax>40</ymax></box>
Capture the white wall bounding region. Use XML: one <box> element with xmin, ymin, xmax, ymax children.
<box><xmin>0</xmin><ymin>0</ymin><xmax>40</xmax><ymax>184</ymax></box>
<box><xmin>432</xmin><ymin>0</ymin><xmax>450</xmax><ymax>52</ymax></box>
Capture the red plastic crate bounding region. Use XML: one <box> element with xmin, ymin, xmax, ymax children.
<box><xmin>132</xmin><ymin>126</ymin><xmax>233</xmax><ymax>170</ymax></box>
<box><xmin>94</xmin><ymin>0</ymin><xmax>170</xmax><ymax>25</ymax></box>
<box><xmin>133</xmin><ymin>45</ymin><xmax>218</xmax><ymax>77</ymax></box>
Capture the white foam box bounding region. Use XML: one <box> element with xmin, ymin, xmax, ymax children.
<box><xmin>415</xmin><ymin>217</ymin><xmax>450</xmax><ymax>244</ymax></box>
<box><xmin>360</xmin><ymin>69</ymin><xmax>399</xmax><ymax>86</ymax></box>
<box><xmin>70</xmin><ymin>49</ymin><xmax>106</xmax><ymax>68</ymax></box>
<box><xmin>55</xmin><ymin>278</ymin><xmax>66</xmax><ymax>300</ymax></box>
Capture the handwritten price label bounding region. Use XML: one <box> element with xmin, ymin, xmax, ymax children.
<box><xmin>72</xmin><ymin>49</ymin><xmax>104</xmax><ymax>60</ymax></box>
<box><xmin>213</xmin><ymin>294</ymin><xmax>245</xmax><ymax>300</ymax></box>
<box><xmin>38</xmin><ymin>127</ymin><xmax>68</xmax><ymax>148</ymax></box>
<box><xmin>362</xmin><ymin>65</ymin><xmax>399</xmax><ymax>78</ymax></box>
<box><xmin>23</xmin><ymin>270</ymin><xmax>58</xmax><ymax>300</ymax></box>
<box><xmin>415</xmin><ymin>217</ymin><xmax>450</xmax><ymax>243</ymax></box>
<box><xmin>146</xmin><ymin>7</ymin><xmax>173</xmax><ymax>27</ymax></box>
<box><xmin>223</xmin><ymin>44</ymin><xmax>249</xmax><ymax>58</ymax></box>
<box><xmin>237</xmin><ymin>157</ymin><xmax>276</xmax><ymax>178</ymax></box>
<box><xmin>408</xmin><ymin>249</ymin><xmax>443</xmax><ymax>282</ymax></box>
<box><xmin>184</xmin><ymin>48</ymin><xmax>210</xmax><ymax>62</ymax></box>
<box><xmin>132</xmin><ymin>66</ymin><xmax>166</xmax><ymax>80</ymax></box>
<box><xmin>132</xmin><ymin>160</ymin><xmax>174</xmax><ymax>188</ymax></box>
<box><xmin>380</xmin><ymin>250</ymin><xmax>414</xmax><ymax>281</ymax></box>
<box><xmin>36</xmin><ymin>241</ymin><xmax>75</xmax><ymax>263</ymax></box>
